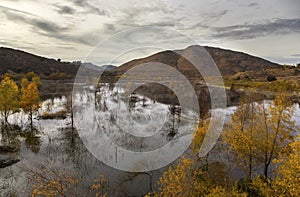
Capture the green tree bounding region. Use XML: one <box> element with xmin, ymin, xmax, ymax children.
<box><xmin>0</xmin><ymin>75</ymin><xmax>19</xmax><ymax>126</ymax></box>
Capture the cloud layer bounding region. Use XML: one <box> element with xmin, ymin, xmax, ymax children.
<box><xmin>0</xmin><ymin>0</ymin><xmax>299</xmax><ymax>64</ymax></box>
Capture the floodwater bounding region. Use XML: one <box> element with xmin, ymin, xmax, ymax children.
<box><xmin>0</xmin><ymin>84</ymin><xmax>299</xmax><ymax>196</ymax></box>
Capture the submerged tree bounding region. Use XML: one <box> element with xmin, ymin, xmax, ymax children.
<box><xmin>0</xmin><ymin>75</ymin><xmax>19</xmax><ymax>126</ymax></box>
<box><xmin>27</xmin><ymin>163</ymin><xmax>107</xmax><ymax>197</ymax></box>
<box><xmin>21</xmin><ymin>76</ymin><xmax>41</xmax><ymax>133</ymax></box>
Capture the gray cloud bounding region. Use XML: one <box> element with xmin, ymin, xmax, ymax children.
<box><xmin>56</xmin><ymin>5</ymin><xmax>76</xmax><ymax>15</ymax></box>
<box><xmin>0</xmin><ymin>8</ymin><xmax>96</xmax><ymax>45</ymax></box>
<box><xmin>35</xmin><ymin>27</ymin><xmax>106</xmax><ymax>46</ymax></box>
<box><xmin>247</xmin><ymin>2</ymin><xmax>259</xmax><ymax>7</ymax></box>
<box><xmin>6</xmin><ymin>13</ymin><xmax>70</xmax><ymax>34</ymax></box>
<box><xmin>109</xmin><ymin>1</ymin><xmax>177</xmax><ymax>28</ymax></box>
<box><xmin>71</xmin><ymin>0</ymin><xmax>105</xmax><ymax>15</ymax></box>
<box><xmin>2</xmin><ymin>8</ymin><xmax>71</xmax><ymax>33</ymax></box>
<box><xmin>211</xmin><ymin>18</ymin><xmax>300</xmax><ymax>40</ymax></box>
<box><xmin>34</xmin><ymin>20</ymin><xmax>70</xmax><ymax>33</ymax></box>
<box><xmin>0</xmin><ymin>5</ymin><xmax>36</xmax><ymax>16</ymax></box>
<box><xmin>102</xmin><ymin>23</ymin><xmax>116</xmax><ymax>34</ymax></box>
<box><xmin>189</xmin><ymin>10</ymin><xmax>228</xmax><ymax>29</ymax></box>
<box><xmin>291</xmin><ymin>54</ymin><xmax>300</xmax><ymax>57</ymax></box>
<box><xmin>147</xmin><ymin>20</ymin><xmax>176</xmax><ymax>27</ymax></box>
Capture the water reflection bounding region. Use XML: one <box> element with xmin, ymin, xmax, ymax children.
<box><xmin>3</xmin><ymin>84</ymin><xmax>296</xmax><ymax>196</ymax></box>
<box><xmin>1</xmin><ymin>84</ymin><xmax>189</xmax><ymax>196</ymax></box>
<box><xmin>24</xmin><ymin>133</ymin><xmax>41</xmax><ymax>154</ymax></box>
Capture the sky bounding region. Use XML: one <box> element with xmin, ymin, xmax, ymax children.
<box><xmin>0</xmin><ymin>0</ymin><xmax>300</xmax><ymax>65</ymax></box>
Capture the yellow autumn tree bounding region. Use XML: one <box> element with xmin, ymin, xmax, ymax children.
<box><xmin>155</xmin><ymin>157</ymin><xmax>197</xmax><ymax>196</ymax></box>
<box><xmin>251</xmin><ymin>134</ymin><xmax>300</xmax><ymax>197</ymax></box>
<box><xmin>223</xmin><ymin>94</ymin><xmax>295</xmax><ymax>180</ymax></box>
<box><xmin>151</xmin><ymin>121</ymin><xmax>247</xmax><ymax>197</ymax></box>
<box><xmin>222</xmin><ymin>98</ymin><xmax>260</xmax><ymax>179</ymax></box>
<box><xmin>28</xmin><ymin>163</ymin><xmax>107</xmax><ymax>197</ymax></box>
<box><xmin>32</xmin><ymin>76</ymin><xmax>43</xmax><ymax>88</ymax></box>
<box><xmin>272</xmin><ymin>134</ymin><xmax>300</xmax><ymax>196</ymax></box>
<box><xmin>21</xmin><ymin>76</ymin><xmax>40</xmax><ymax>132</ymax></box>
<box><xmin>153</xmin><ymin>156</ymin><xmax>246</xmax><ymax>197</ymax></box>
<box><xmin>0</xmin><ymin>75</ymin><xmax>19</xmax><ymax>126</ymax></box>
<box><xmin>191</xmin><ymin>120</ymin><xmax>209</xmax><ymax>155</ymax></box>
<box><xmin>257</xmin><ymin>94</ymin><xmax>295</xmax><ymax>179</ymax></box>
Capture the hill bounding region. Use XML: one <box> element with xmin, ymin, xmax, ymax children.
<box><xmin>116</xmin><ymin>45</ymin><xmax>284</xmax><ymax>79</ymax></box>
<box><xmin>0</xmin><ymin>47</ymin><xmax>79</xmax><ymax>79</ymax></box>
<box><xmin>1</xmin><ymin>46</ymin><xmax>299</xmax><ymax>104</ymax></box>
<box><xmin>0</xmin><ymin>45</ymin><xmax>289</xmax><ymax>81</ymax></box>
<box><xmin>81</xmin><ymin>63</ymin><xmax>116</xmax><ymax>71</ymax></box>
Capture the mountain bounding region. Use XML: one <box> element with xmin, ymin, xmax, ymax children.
<box><xmin>0</xmin><ymin>47</ymin><xmax>116</xmax><ymax>80</ymax></box>
<box><xmin>1</xmin><ymin>46</ymin><xmax>299</xmax><ymax>106</ymax></box>
<box><xmin>81</xmin><ymin>63</ymin><xmax>116</xmax><ymax>71</ymax></box>
<box><xmin>0</xmin><ymin>45</ymin><xmax>287</xmax><ymax>80</ymax></box>
<box><xmin>0</xmin><ymin>47</ymin><xmax>79</xmax><ymax>79</ymax></box>
<box><xmin>116</xmin><ymin>45</ymin><xmax>283</xmax><ymax>79</ymax></box>
<box><xmin>113</xmin><ymin>45</ymin><xmax>300</xmax><ymax>113</ymax></box>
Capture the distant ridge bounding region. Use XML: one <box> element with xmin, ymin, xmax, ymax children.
<box><xmin>81</xmin><ymin>62</ymin><xmax>116</xmax><ymax>71</ymax></box>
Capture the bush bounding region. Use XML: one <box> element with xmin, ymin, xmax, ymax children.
<box><xmin>40</xmin><ymin>110</ymin><xmax>67</xmax><ymax>119</ymax></box>
<box><xmin>266</xmin><ymin>75</ymin><xmax>277</xmax><ymax>81</ymax></box>
<box><xmin>48</xmin><ymin>72</ymin><xmax>67</xmax><ymax>80</ymax></box>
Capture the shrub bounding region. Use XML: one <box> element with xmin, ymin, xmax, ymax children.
<box><xmin>48</xmin><ymin>72</ymin><xmax>67</xmax><ymax>80</ymax></box>
<box><xmin>266</xmin><ymin>75</ymin><xmax>277</xmax><ymax>81</ymax></box>
<box><xmin>40</xmin><ymin>110</ymin><xmax>67</xmax><ymax>119</ymax></box>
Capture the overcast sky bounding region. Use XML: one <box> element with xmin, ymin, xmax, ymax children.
<box><xmin>0</xmin><ymin>0</ymin><xmax>299</xmax><ymax>65</ymax></box>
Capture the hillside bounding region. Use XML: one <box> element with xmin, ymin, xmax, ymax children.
<box><xmin>0</xmin><ymin>47</ymin><xmax>79</xmax><ymax>79</ymax></box>
<box><xmin>114</xmin><ymin>45</ymin><xmax>300</xmax><ymax>112</ymax></box>
<box><xmin>116</xmin><ymin>45</ymin><xmax>284</xmax><ymax>79</ymax></box>
<box><xmin>0</xmin><ymin>45</ymin><xmax>288</xmax><ymax>80</ymax></box>
<box><xmin>1</xmin><ymin>46</ymin><xmax>299</xmax><ymax>103</ymax></box>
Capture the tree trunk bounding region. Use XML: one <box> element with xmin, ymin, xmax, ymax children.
<box><xmin>264</xmin><ymin>164</ymin><xmax>269</xmax><ymax>180</ymax></box>
<box><xmin>248</xmin><ymin>154</ymin><xmax>252</xmax><ymax>180</ymax></box>
<box><xmin>4</xmin><ymin>110</ymin><xmax>9</xmax><ymax>128</ymax></box>
<box><xmin>4</xmin><ymin>114</ymin><xmax>8</xmax><ymax>128</ymax></box>
<box><xmin>30</xmin><ymin>109</ymin><xmax>33</xmax><ymax>134</ymax></box>
<box><xmin>70</xmin><ymin>95</ymin><xmax>74</xmax><ymax>134</ymax></box>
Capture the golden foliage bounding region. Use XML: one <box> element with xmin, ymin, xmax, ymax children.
<box><xmin>155</xmin><ymin>157</ymin><xmax>198</xmax><ymax>196</ymax></box>
<box><xmin>273</xmin><ymin>134</ymin><xmax>300</xmax><ymax>196</ymax></box>
<box><xmin>222</xmin><ymin>99</ymin><xmax>260</xmax><ymax>178</ymax></box>
<box><xmin>90</xmin><ymin>174</ymin><xmax>108</xmax><ymax>197</ymax></box>
<box><xmin>153</xmin><ymin>155</ymin><xmax>246</xmax><ymax>197</ymax></box>
<box><xmin>28</xmin><ymin>165</ymin><xmax>78</xmax><ymax>197</ymax></box>
<box><xmin>251</xmin><ymin>136</ymin><xmax>300</xmax><ymax>197</ymax></box>
<box><xmin>152</xmin><ymin>121</ymin><xmax>247</xmax><ymax>197</ymax></box>
<box><xmin>28</xmin><ymin>164</ymin><xmax>107</xmax><ymax>197</ymax></box>
<box><xmin>191</xmin><ymin>120</ymin><xmax>209</xmax><ymax>155</ymax></box>
<box><xmin>21</xmin><ymin>78</ymin><xmax>40</xmax><ymax>112</ymax></box>
<box><xmin>0</xmin><ymin>75</ymin><xmax>19</xmax><ymax>123</ymax></box>
<box><xmin>223</xmin><ymin>94</ymin><xmax>295</xmax><ymax>179</ymax></box>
